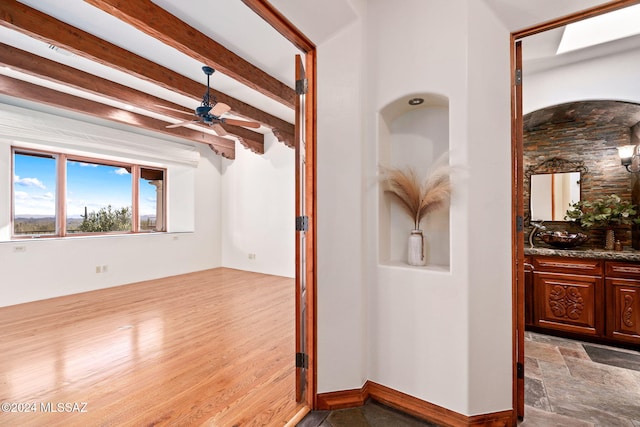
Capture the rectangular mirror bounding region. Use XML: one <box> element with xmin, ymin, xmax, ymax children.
<box><xmin>530</xmin><ymin>172</ymin><xmax>581</xmax><ymax>221</ymax></box>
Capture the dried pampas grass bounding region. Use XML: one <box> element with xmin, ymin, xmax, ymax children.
<box><xmin>380</xmin><ymin>156</ymin><xmax>453</xmax><ymax>230</ymax></box>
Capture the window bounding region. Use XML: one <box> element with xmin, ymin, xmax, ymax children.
<box><xmin>66</xmin><ymin>160</ymin><xmax>133</xmax><ymax>234</ymax></box>
<box><xmin>12</xmin><ymin>148</ymin><xmax>166</xmax><ymax>238</ymax></box>
<box><xmin>139</xmin><ymin>168</ymin><xmax>165</xmax><ymax>232</ymax></box>
<box><xmin>13</xmin><ymin>151</ymin><xmax>58</xmax><ymax>236</ymax></box>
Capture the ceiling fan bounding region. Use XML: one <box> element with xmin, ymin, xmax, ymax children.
<box><xmin>163</xmin><ymin>66</ymin><xmax>260</xmax><ymax>136</ymax></box>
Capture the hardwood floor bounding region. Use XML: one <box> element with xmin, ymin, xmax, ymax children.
<box><xmin>0</xmin><ymin>267</ymin><xmax>303</xmax><ymax>426</ymax></box>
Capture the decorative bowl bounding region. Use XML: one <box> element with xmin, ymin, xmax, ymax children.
<box><xmin>538</xmin><ymin>231</ymin><xmax>589</xmax><ymax>249</ymax></box>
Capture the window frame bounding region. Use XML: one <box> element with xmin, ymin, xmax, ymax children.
<box><xmin>137</xmin><ymin>166</ymin><xmax>166</xmax><ymax>233</ymax></box>
<box><xmin>11</xmin><ymin>146</ymin><xmax>167</xmax><ymax>239</ymax></box>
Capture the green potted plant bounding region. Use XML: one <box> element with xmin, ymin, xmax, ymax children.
<box><xmin>565</xmin><ymin>194</ymin><xmax>639</xmax><ymax>249</ymax></box>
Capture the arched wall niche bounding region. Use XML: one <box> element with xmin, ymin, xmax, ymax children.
<box><xmin>377</xmin><ymin>93</ymin><xmax>451</xmax><ymax>269</ymax></box>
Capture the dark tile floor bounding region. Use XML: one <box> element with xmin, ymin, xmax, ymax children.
<box><xmin>521</xmin><ymin>331</ymin><xmax>640</xmax><ymax>426</ymax></box>
<box><xmin>299</xmin><ymin>332</ymin><xmax>640</xmax><ymax>427</ymax></box>
<box><xmin>297</xmin><ymin>400</ymin><xmax>440</xmax><ymax>427</ymax></box>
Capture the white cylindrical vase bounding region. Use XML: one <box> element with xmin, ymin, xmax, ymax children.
<box><xmin>408</xmin><ymin>229</ymin><xmax>426</xmax><ymax>266</ymax></box>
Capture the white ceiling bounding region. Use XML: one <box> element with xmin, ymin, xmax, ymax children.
<box><xmin>8</xmin><ymin>0</ymin><xmax>303</xmax><ymax>126</ymax></box>
<box><xmin>3</xmin><ymin>0</ymin><xmax>363</xmax><ymax>129</ymax></box>
<box><xmin>484</xmin><ymin>0</ymin><xmax>607</xmax><ymax>32</ymax></box>
<box><xmin>1</xmin><ymin>0</ymin><xmax>636</xmax><ymax>140</ymax></box>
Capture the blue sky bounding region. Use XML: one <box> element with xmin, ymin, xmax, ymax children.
<box><xmin>14</xmin><ymin>153</ymin><xmax>157</xmax><ymax>217</ymax></box>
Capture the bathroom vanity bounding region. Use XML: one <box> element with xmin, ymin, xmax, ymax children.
<box><xmin>524</xmin><ymin>248</ymin><xmax>640</xmax><ymax>347</ymax></box>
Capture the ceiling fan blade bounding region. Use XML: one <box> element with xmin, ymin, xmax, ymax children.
<box><xmin>223</xmin><ymin>118</ymin><xmax>261</xmax><ymax>129</ymax></box>
<box><xmin>210</xmin><ymin>102</ymin><xmax>231</xmax><ymax>117</ymax></box>
<box><xmin>155</xmin><ymin>104</ymin><xmax>193</xmax><ymax>116</ymax></box>
<box><xmin>166</xmin><ymin>120</ymin><xmax>198</xmax><ymax>129</ymax></box>
<box><xmin>211</xmin><ymin>123</ymin><xmax>227</xmax><ymax>136</ymax></box>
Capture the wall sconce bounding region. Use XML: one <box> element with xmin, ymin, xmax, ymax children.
<box><xmin>617</xmin><ymin>145</ymin><xmax>640</xmax><ymax>173</ymax></box>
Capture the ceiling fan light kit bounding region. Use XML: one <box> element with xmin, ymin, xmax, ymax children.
<box><xmin>163</xmin><ymin>66</ymin><xmax>260</xmax><ymax>132</ymax></box>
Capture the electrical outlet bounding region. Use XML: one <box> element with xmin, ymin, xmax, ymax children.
<box><xmin>95</xmin><ymin>266</ymin><xmax>102</xmax><ymax>273</ymax></box>
<box><xmin>13</xmin><ymin>245</ymin><xmax>26</xmax><ymax>253</ymax></box>
<box><xmin>102</xmin><ymin>265</ymin><xmax>108</xmax><ymax>273</ymax></box>
<box><xmin>248</xmin><ymin>253</ymin><xmax>256</xmax><ymax>260</ymax></box>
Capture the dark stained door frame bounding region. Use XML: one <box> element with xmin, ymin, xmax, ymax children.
<box><xmin>295</xmin><ymin>53</ymin><xmax>308</xmax><ymax>403</ymax></box>
<box><xmin>241</xmin><ymin>0</ymin><xmax>318</xmax><ymax>409</ymax></box>
<box><xmin>512</xmin><ymin>39</ymin><xmax>524</xmax><ymax>421</ymax></box>
<box><xmin>510</xmin><ymin>1</ymin><xmax>640</xmax><ymax>423</ymax></box>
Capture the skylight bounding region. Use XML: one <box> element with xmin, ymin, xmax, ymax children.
<box><xmin>557</xmin><ymin>4</ymin><xmax>640</xmax><ymax>54</ymax></box>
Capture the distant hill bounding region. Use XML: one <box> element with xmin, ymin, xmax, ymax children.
<box><xmin>13</xmin><ymin>216</ymin><xmax>56</xmax><ymax>235</ymax></box>
<box><xmin>14</xmin><ymin>215</ymin><xmax>157</xmax><ymax>235</ymax></box>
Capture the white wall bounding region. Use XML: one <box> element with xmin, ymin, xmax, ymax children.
<box><xmin>466</xmin><ymin>0</ymin><xmax>512</xmax><ymax>415</ymax></box>
<box><xmin>316</xmin><ymin>7</ymin><xmax>368</xmax><ymax>392</ymax></box>
<box><xmin>0</xmin><ymin>103</ymin><xmax>223</xmax><ymax>307</ymax></box>
<box><xmin>365</xmin><ymin>0</ymin><xmax>475</xmax><ymax>414</ymax></box>
<box><xmin>524</xmin><ymin>47</ymin><xmax>640</xmax><ymax>113</ymax></box>
<box><xmin>0</xmin><ymin>92</ymin><xmax>297</xmax><ymax>308</ymax></box>
<box><xmin>314</xmin><ymin>0</ymin><xmax>513</xmax><ymax>416</ymax></box>
<box><xmin>220</xmin><ymin>134</ymin><xmax>295</xmax><ymax>277</ymax></box>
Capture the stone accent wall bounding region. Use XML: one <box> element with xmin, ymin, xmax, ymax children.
<box><xmin>632</xmin><ymin>122</ymin><xmax>640</xmax><ymax>145</ymax></box>
<box><xmin>632</xmin><ymin>122</ymin><xmax>640</xmax><ymax>249</ymax></box>
<box><xmin>524</xmin><ymin>118</ymin><xmax>634</xmax><ymax>249</ymax></box>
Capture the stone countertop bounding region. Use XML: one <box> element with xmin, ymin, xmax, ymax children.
<box><xmin>525</xmin><ymin>246</ymin><xmax>640</xmax><ymax>262</ymax></box>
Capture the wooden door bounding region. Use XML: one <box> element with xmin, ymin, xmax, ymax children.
<box><xmin>512</xmin><ymin>39</ymin><xmax>525</xmax><ymax>420</ymax></box>
<box><xmin>295</xmin><ymin>53</ymin><xmax>308</xmax><ymax>403</ymax></box>
<box><xmin>239</xmin><ymin>0</ymin><xmax>318</xmax><ymax>410</ymax></box>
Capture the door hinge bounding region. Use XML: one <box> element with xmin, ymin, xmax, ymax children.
<box><xmin>515</xmin><ymin>69</ymin><xmax>522</xmax><ymax>86</ymax></box>
<box><xmin>517</xmin><ymin>362</ymin><xmax>524</xmax><ymax>379</ymax></box>
<box><xmin>296</xmin><ymin>352</ymin><xmax>308</xmax><ymax>369</ymax></box>
<box><xmin>296</xmin><ymin>78</ymin><xmax>308</xmax><ymax>95</ymax></box>
<box><xmin>516</xmin><ymin>215</ymin><xmax>524</xmax><ymax>232</ymax></box>
<box><xmin>296</xmin><ymin>215</ymin><xmax>309</xmax><ymax>231</ymax></box>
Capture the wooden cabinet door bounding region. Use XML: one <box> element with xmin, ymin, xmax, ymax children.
<box><xmin>524</xmin><ymin>259</ymin><xmax>534</xmax><ymax>327</ymax></box>
<box><xmin>534</xmin><ymin>272</ymin><xmax>603</xmax><ymax>336</ymax></box>
<box><xmin>606</xmin><ymin>278</ymin><xmax>640</xmax><ymax>344</ymax></box>
<box><xmin>533</xmin><ymin>256</ymin><xmax>602</xmax><ymax>276</ymax></box>
<box><xmin>605</xmin><ymin>261</ymin><xmax>640</xmax><ymax>280</ymax></box>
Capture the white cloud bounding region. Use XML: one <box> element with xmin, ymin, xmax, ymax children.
<box><xmin>14</xmin><ymin>190</ymin><xmax>29</xmax><ymax>200</ymax></box>
<box><xmin>67</xmin><ymin>161</ymin><xmax>98</xmax><ymax>168</ymax></box>
<box><xmin>14</xmin><ymin>175</ymin><xmax>46</xmax><ymax>189</ymax></box>
<box><xmin>114</xmin><ymin>168</ymin><xmax>130</xmax><ymax>175</ymax></box>
<box><xmin>13</xmin><ymin>192</ymin><xmax>56</xmax><ymax>216</ymax></box>
<box><xmin>36</xmin><ymin>192</ymin><xmax>55</xmax><ymax>201</ymax></box>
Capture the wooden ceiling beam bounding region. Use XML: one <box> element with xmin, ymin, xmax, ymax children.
<box><xmin>221</xmin><ymin>124</ymin><xmax>264</xmax><ymax>154</ymax></box>
<box><xmin>241</xmin><ymin>0</ymin><xmax>315</xmax><ymax>53</ymax></box>
<box><xmin>0</xmin><ymin>74</ymin><xmax>235</xmax><ymax>159</ymax></box>
<box><xmin>272</xmin><ymin>128</ymin><xmax>295</xmax><ymax>149</ymax></box>
<box><xmin>216</xmin><ymin>94</ymin><xmax>293</xmax><ymax>148</ymax></box>
<box><xmin>0</xmin><ymin>1</ymin><xmax>294</xmax><ymax>146</ymax></box>
<box><xmin>84</xmin><ymin>0</ymin><xmax>295</xmax><ymax>109</ymax></box>
<box><xmin>0</xmin><ymin>42</ymin><xmax>264</xmax><ymax>150</ymax></box>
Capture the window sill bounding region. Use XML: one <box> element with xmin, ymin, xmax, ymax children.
<box><xmin>2</xmin><ymin>231</ymin><xmax>192</xmax><ymax>244</ymax></box>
